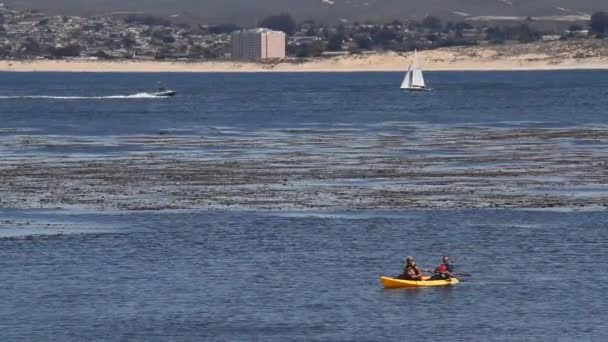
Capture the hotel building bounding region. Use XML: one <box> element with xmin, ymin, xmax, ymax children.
<box><xmin>231</xmin><ymin>28</ymin><xmax>286</xmax><ymax>60</ymax></box>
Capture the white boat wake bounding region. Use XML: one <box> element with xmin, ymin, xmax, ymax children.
<box><xmin>0</xmin><ymin>92</ymin><xmax>168</xmax><ymax>100</ymax></box>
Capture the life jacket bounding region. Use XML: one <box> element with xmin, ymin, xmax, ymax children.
<box><xmin>435</xmin><ymin>263</ymin><xmax>454</xmax><ymax>274</ymax></box>
<box><xmin>406</xmin><ymin>265</ymin><xmax>421</xmax><ymax>279</ymax></box>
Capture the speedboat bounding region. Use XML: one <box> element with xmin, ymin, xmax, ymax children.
<box><xmin>150</xmin><ymin>88</ymin><xmax>176</xmax><ymax>97</ymax></box>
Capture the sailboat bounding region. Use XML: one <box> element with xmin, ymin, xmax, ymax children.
<box><xmin>400</xmin><ymin>50</ymin><xmax>430</xmax><ymax>92</ymax></box>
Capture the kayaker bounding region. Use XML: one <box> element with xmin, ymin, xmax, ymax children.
<box><xmin>431</xmin><ymin>255</ymin><xmax>454</xmax><ymax>280</ymax></box>
<box><xmin>400</xmin><ymin>256</ymin><xmax>423</xmax><ymax>280</ymax></box>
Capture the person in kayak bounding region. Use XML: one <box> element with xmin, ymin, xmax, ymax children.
<box><xmin>400</xmin><ymin>256</ymin><xmax>423</xmax><ymax>280</ymax></box>
<box><xmin>431</xmin><ymin>255</ymin><xmax>454</xmax><ymax>280</ymax></box>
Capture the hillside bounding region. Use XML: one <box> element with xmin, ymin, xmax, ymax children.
<box><xmin>3</xmin><ymin>0</ymin><xmax>607</xmax><ymax>24</ymax></box>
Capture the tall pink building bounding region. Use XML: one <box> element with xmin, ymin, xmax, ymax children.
<box><xmin>231</xmin><ymin>28</ymin><xmax>286</xmax><ymax>60</ymax></box>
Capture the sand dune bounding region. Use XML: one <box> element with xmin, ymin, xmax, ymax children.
<box><xmin>1</xmin><ymin>40</ymin><xmax>608</xmax><ymax>72</ymax></box>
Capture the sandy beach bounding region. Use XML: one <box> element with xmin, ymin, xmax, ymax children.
<box><xmin>2</xmin><ymin>40</ymin><xmax>608</xmax><ymax>72</ymax></box>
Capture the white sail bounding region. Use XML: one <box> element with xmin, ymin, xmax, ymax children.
<box><xmin>400</xmin><ymin>65</ymin><xmax>413</xmax><ymax>89</ymax></box>
<box><xmin>401</xmin><ymin>49</ymin><xmax>428</xmax><ymax>90</ymax></box>
<box><xmin>412</xmin><ymin>69</ymin><xmax>425</xmax><ymax>88</ymax></box>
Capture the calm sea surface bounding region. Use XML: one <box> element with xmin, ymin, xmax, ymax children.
<box><xmin>1</xmin><ymin>71</ymin><xmax>608</xmax><ymax>341</ymax></box>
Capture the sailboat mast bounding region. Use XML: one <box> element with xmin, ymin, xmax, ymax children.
<box><xmin>408</xmin><ymin>63</ymin><xmax>413</xmax><ymax>87</ymax></box>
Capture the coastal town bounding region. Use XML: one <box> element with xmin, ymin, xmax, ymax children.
<box><xmin>1</xmin><ymin>3</ymin><xmax>607</xmax><ymax>61</ymax></box>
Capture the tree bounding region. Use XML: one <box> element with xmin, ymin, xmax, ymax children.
<box><xmin>568</xmin><ymin>24</ymin><xmax>583</xmax><ymax>32</ymax></box>
<box><xmin>49</xmin><ymin>44</ymin><xmax>81</xmax><ymax>58</ymax></box>
<box><xmin>485</xmin><ymin>26</ymin><xmax>505</xmax><ymax>44</ymax></box>
<box><xmin>407</xmin><ymin>20</ymin><xmax>421</xmax><ymax>31</ymax></box>
<box><xmin>354</xmin><ymin>33</ymin><xmax>373</xmax><ymax>50</ymax></box>
<box><xmin>162</xmin><ymin>35</ymin><xmax>176</xmax><ymax>44</ymax></box>
<box><xmin>207</xmin><ymin>24</ymin><xmax>240</xmax><ymax>35</ymax></box>
<box><xmin>92</xmin><ymin>50</ymin><xmax>112</xmax><ymax>59</ymax></box>
<box><xmin>69</xmin><ymin>29</ymin><xmax>84</xmax><ymax>40</ymax></box>
<box><xmin>370</xmin><ymin>26</ymin><xmax>398</xmax><ymax>49</ymax></box>
<box><xmin>291</xmin><ymin>41</ymin><xmax>324</xmax><ymax>58</ymax></box>
<box><xmin>422</xmin><ymin>16</ymin><xmax>442</xmax><ymax>31</ymax></box>
<box><xmin>155</xmin><ymin>47</ymin><xmax>172</xmax><ymax>59</ymax></box>
<box><xmin>259</xmin><ymin>13</ymin><xmax>296</xmax><ymax>36</ymax></box>
<box><xmin>327</xmin><ymin>33</ymin><xmax>344</xmax><ymax>51</ymax></box>
<box><xmin>426</xmin><ymin>33</ymin><xmax>440</xmax><ymax>43</ymax></box>
<box><xmin>187</xmin><ymin>45</ymin><xmax>204</xmax><ymax>58</ymax></box>
<box><xmin>447</xmin><ymin>22</ymin><xmax>473</xmax><ymax>32</ymax></box>
<box><xmin>590</xmin><ymin>12</ymin><xmax>608</xmax><ymax>34</ymax></box>
<box><xmin>202</xmin><ymin>47</ymin><xmax>224</xmax><ymax>59</ymax></box>
<box><xmin>0</xmin><ymin>44</ymin><xmax>12</xmax><ymax>57</ymax></box>
<box><xmin>126</xmin><ymin>15</ymin><xmax>171</xmax><ymax>27</ymax></box>
<box><xmin>188</xmin><ymin>45</ymin><xmax>224</xmax><ymax>59</ymax></box>
<box><xmin>122</xmin><ymin>34</ymin><xmax>137</xmax><ymax>48</ymax></box>
<box><xmin>516</xmin><ymin>24</ymin><xmax>541</xmax><ymax>43</ymax></box>
<box><xmin>298</xmin><ymin>19</ymin><xmax>317</xmax><ymax>36</ymax></box>
<box><xmin>305</xmin><ymin>25</ymin><xmax>317</xmax><ymax>36</ymax></box>
<box><xmin>152</xmin><ymin>29</ymin><xmax>175</xmax><ymax>44</ymax></box>
<box><xmin>21</xmin><ymin>38</ymin><xmax>41</xmax><ymax>55</ymax></box>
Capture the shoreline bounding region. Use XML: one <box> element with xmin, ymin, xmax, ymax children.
<box><xmin>2</xmin><ymin>58</ymin><xmax>608</xmax><ymax>73</ymax></box>
<box><xmin>2</xmin><ymin>41</ymin><xmax>608</xmax><ymax>72</ymax></box>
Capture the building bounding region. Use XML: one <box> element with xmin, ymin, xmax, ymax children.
<box><xmin>231</xmin><ymin>28</ymin><xmax>286</xmax><ymax>60</ymax></box>
<box><xmin>541</xmin><ymin>34</ymin><xmax>561</xmax><ymax>41</ymax></box>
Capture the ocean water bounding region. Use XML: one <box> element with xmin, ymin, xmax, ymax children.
<box><xmin>1</xmin><ymin>71</ymin><xmax>608</xmax><ymax>341</ymax></box>
<box><xmin>1</xmin><ymin>71</ymin><xmax>608</xmax><ymax>135</ymax></box>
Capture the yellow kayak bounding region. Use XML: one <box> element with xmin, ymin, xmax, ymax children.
<box><xmin>380</xmin><ymin>276</ymin><xmax>459</xmax><ymax>288</ymax></box>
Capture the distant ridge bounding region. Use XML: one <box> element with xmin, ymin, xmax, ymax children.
<box><xmin>3</xmin><ymin>0</ymin><xmax>606</xmax><ymax>24</ymax></box>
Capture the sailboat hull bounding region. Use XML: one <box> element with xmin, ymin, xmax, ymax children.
<box><xmin>403</xmin><ymin>87</ymin><xmax>431</xmax><ymax>92</ymax></box>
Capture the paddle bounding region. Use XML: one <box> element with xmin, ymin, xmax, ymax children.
<box><xmin>423</xmin><ymin>269</ymin><xmax>472</xmax><ymax>277</ymax></box>
<box><xmin>452</xmin><ymin>272</ymin><xmax>472</xmax><ymax>277</ymax></box>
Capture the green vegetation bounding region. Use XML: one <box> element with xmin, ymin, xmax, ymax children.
<box><xmin>48</xmin><ymin>44</ymin><xmax>82</xmax><ymax>58</ymax></box>
<box><xmin>1</xmin><ymin>3</ymin><xmax>607</xmax><ymax>61</ymax></box>
<box><xmin>125</xmin><ymin>15</ymin><xmax>171</xmax><ymax>27</ymax></box>
<box><xmin>205</xmin><ymin>24</ymin><xmax>240</xmax><ymax>35</ymax></box>
<box><xmin>259</xmin><ymin>13</ymin><xmax>297</xmax><ymax>36</ymax></box>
